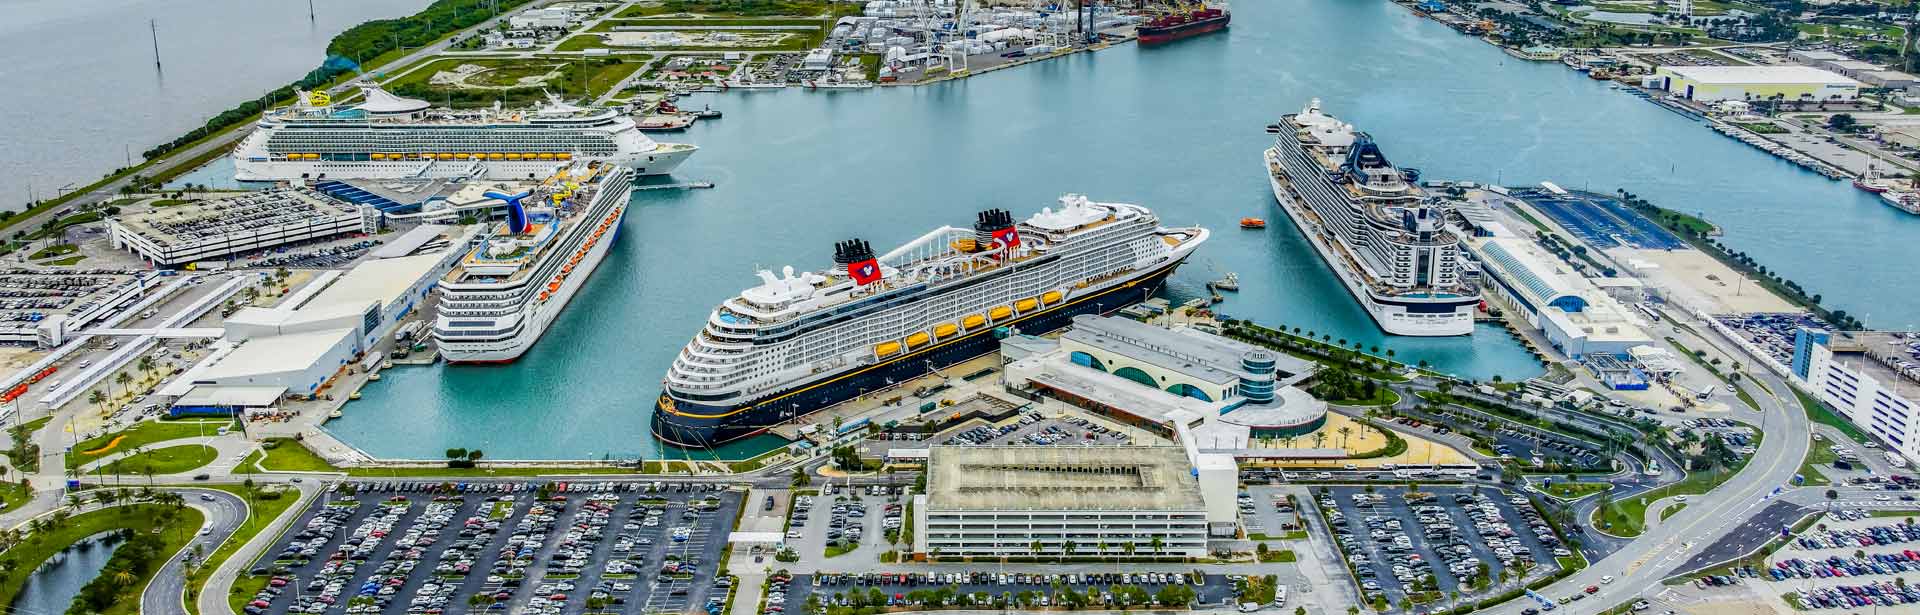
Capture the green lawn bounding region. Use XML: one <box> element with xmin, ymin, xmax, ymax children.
<box><xmin>1799</xmin><ymin>440</ymin><xmax>1839</xmax><ymax>488</ymax></box>
<box><xmin>592</xmin><ymin>17</ymin><xmax>826</xmax><ymax>30</ymax></box>
<box><xmin>1325</xmin><ymin>388</ymin><xmax>1401</xmax><ymax>407</ymax></box>
<box><xmin>0</xmin><ymin>480</ymin><xmax>30</xmax><ymax>512</ymax></box>
<box><xmin>28</xmin><ymin>244</ymin><xmax>77</xmax><ymax>259</ymax></box>
<box><xmin>257</xmin><ymin>438</ymin><xmax>341</xmax><ymax>473</ymax></box>
<box><xmin>67</xmin><ymin>419</ymin><xmax>231</xmax><ymax>469</ymax></box>
<box><xmin>1660</xmin><ymin>502</ymin><xmax>1688</xmax><ymax>521</ymax></box>
<box><xmin>102</xmin><ymin>444</ymin><xmax>218</xmax><ymax>475</ymax></box>
<box><xmin>0</xmin><ymin>504</ymin><xmax>205</xmax><ymax>612</ymax></box>
<box><xmin>45</xmin><ymin>255</ymin><xmax>88</xmax><ymax>265</ymax></box>
<box><xmin>234</xmin><ymin>449</ymin><xmax>265</xmax><ymax>474</ymax></box>
<box><xmin>1797</xmin><ymin>387</ymin><xmax>1869</xmax><ymax>443</ymax></box>
<box><xmin>1541</xmin><ymin>480</ymin><xmax>1613</xmax><ymax>501</ymax></box>
<box><xmin>193</xmin><ymin>485</ymin><xmax>302</xmax><ymax>615</ymax></box>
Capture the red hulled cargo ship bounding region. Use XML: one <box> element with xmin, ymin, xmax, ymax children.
<box><xmin>1137</xmin><ymin>6</ymin><xmax>1229</xmax><ymax>44</ymax></box>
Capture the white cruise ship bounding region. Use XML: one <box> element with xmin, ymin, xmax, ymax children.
<box><xmin>1264</xmin><ymin>99</ymin><xmax>1480</xmax><ymax>336</ymax></box>
<box><xmin>652</xmin><ymin>195</ymin><xmax>1209</xmax><ymax>448</ymax></box>
<box><xmin>233</xmin><ymin>86</ymin><xmax>695</xmax><ymax>182</ymax></box>
<box><xmin>432</xmin><ymin>162</ymin><xmax>633</xmax><ymax>363</ymax></box>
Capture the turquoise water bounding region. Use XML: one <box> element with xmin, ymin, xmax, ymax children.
<box><xmin>328</xmin><ymin>0</ymin><xmax>1920</xmax><ymax>459</ymax></box>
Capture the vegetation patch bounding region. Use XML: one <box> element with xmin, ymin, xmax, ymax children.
<box><xmin>102</xmin><ymin>444</ymin><xmax>219</xmax><ymax>475</ymax></box>
<box><xmin>258</xmin><ymin>438</ymin><xmax>341</xmax><ymax>473</ymax></box>
<box><xmin>0</xmin><ymin>502</ymin><xmax>203</xmax><ymax>612</ymax></box>
<box><xmin>67</xmin><ymin>419</ymin><xmax>230</xmax><ymax>469</ymax></box>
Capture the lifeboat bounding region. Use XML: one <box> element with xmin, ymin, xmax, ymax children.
<box><xmin>438</xmin><ymin>153</ymin><xmax>455</xmax><ymax>160</ymax></box>
<box><xmin>370</xmin><ymin>153</ymin><xmax>386</xmax><ymax>160</ymax></box>
<box><xmin>905</xmin><ymin>332</ymin><xmax>931</xmax><ymax>349</ymax></box>
<box><xmin>962</xmin><ymin>314</ymin><xmax>987</xmax><ymax>329</ymax></box>
<box><xmin>874</xmin><ymin>341</ymin><xmax>902</xmax><ymax>358</ymax></box>
<box><xmin>951</xmin><ymin>237</ymin><xmax>978</xmax><ymax>252</ymax></box>
<box><xmin>1041</xmin><ymin>290</ymin><xmax>1063</xmax><ymax>305</ymax></box>
<box><xmin>989</xmin><ymin>306</ymin><xmax>1013</xmax><ymax>320</ymax></box>
<box><xmin>488</xmin><ymin>153</ymin><xmax>506</xmax><ymax>160</ymax></box>
<box><xmin>1240</xmin><ymin>217</ymin><xmax>1267</xmax><ymax>229</ymax></box>
<box><xmin>1015</xmin><ymin>298</ymin><xmax>1039</xmax><ymax>312</ymax></box>
<box><xmin>556</xmin><ymin>153</ymin><xmax>573</xmax><ymax>160</ymax></box>
<box><xmin>302</xmin><ymin>153</ymin><xmax>321</xmax><ymax>160</ymax></box>
<box><xmin>933</xmin><ymin>323</ymin><xmax>959</xmax><ymax>338</ymax></box>
<box><xmin>537</xmin><ymin>153</ymin><xmax>555</xmax><ymax>160</ymax></box>
<box><xmin>506</xmin><ymin>153</ymin><xmax>523</xmax><ymax>160</ymax></box>
<box><xmin>539</xmin><ymin>291</ymin><xmax>550</xmax><ymax>301</ymax></box>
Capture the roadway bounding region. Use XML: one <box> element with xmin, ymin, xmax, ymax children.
<box><xmin>1485</xmin><ymin>367</ymin><xmax>1809</xmax><ymax>614</ymax></box>
<box><xmin>142</xmin><ymin>487</ymin><xmax>250</xmax><ymax>615</ymax></box>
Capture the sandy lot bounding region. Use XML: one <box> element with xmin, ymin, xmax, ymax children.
<box><xmin>1618</xmin><ymin>248</ymin><xmax>1798</xmax><ymax>315</ymax></box>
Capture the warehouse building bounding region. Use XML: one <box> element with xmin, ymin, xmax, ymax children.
<box><xmin>1654</xmin><ymin>65</ymin><xmax>1860</xmax><ymax>103</ymax></box>
<box><xmin>1468</xmin><ymin>237</ymin><xmax>1652</xmax><ymax>363</ymax></box>
<box><xmin>912</xmin><ymin>446</ymin><xmax>1218</xmax><ymax>559</ymax></box>
<box><xmin>107</xmin><ymin>188</ymin><xmax>368</xmax><ymax>267</ymax></box>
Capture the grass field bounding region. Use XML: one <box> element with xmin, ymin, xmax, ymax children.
<box><xmin>0</xmin><ymin>504</ymin><xmax>204</xmax><ymax>613</ymax></box>
<box><xmin>1798</xmin><ymin>445</ymin><xmax>1835</xmax><ymax>487</ymax></box>
<box><xmin>257</xmin><ymin>438</ymin><xmax>340</xmax><ymax>473</ymax></box>
<box><xmin>1542</xmin><ymin>480</ymin><xmax>1613</xmax><ymax>501</ymax></box>
<box><xmin>1599</xmin><ymin>432</ymin><xmax>1760</xmax><ymax>538</ymax></box>
<box><xmin>1798</xmin><ymin>387</ymin><xmax>1870</xmax><ymax>443</ymax></box>
<box><xmin>102</xmin><ymin>444</ymin><xmax>218</xmax><ymax>475</ymax></box>
<box><xmin>618</xmin><ymin>0</ymin><xmax>857</xmax><ymax>18</ymax></box>
<box><xmin>67</xmin><ymin>419</ymin><xmax>230</xmax><ymax>469</ymax></box>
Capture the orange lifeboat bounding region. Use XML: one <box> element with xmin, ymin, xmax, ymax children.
<box><xmin>1240</xmin><ymin>217</ymin><xmax>1267</xmax><ymax>229</ymax></box>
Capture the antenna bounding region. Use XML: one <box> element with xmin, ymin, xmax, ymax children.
<box><xmin>149</xmin><ymin>19</ymin><xmax>162</xmax><ymax>69</ymax></box>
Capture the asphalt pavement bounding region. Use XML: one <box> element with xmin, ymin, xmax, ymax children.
<box><xmin>142</xmin><ymin>487</ymin><xmax>249</xmax><ymax>615</ymax></box>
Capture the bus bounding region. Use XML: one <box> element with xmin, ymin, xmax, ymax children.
<box><xmin>1696</xmin><ymin>385</ymin><xmax>1717</xmax><ymax>401</ymax></box>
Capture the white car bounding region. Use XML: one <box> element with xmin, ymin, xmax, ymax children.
<box><xmin>1601</xmin><ymin>575</ymin><xmax>1615</xmax><ymax>585</ymax></box>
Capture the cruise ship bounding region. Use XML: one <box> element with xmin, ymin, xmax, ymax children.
<box><xmin>1263</xmin><ymin>99</ymin><xmax>1479</xmax><ymax>336</ymax></box>
<box><xmin>651</xmin><ymin>195</ymin><xmax>1209</xmax><ymax>448</ymax></box>
<box><xmin>432</xmin><ymin>161</ymin><xmax>633</xmax><ymax>363</ymax></box>
<box><xmin>233</xmin><ymin>86</ymin><xmax>695</xmax><ymax>182</ymax></box>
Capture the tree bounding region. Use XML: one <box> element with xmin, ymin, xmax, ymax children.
<box><xmin>466</xmin><ymin>449</ymin><xmax>484</xmax><ymax>462</ymax></box>
<box><xmin>1828</xmin><ymin>113</ymin><xmax>1859</xmax><ymax>132</ymax></box>
<box><xmin>446</xmin><ymin>448</ymin><xmax>467</xmax><ymax>460</ymax></box>
<box><xmin>1337</xmin><ymin>426</ymin><xmax>1354</xmax><ymax>449</ymax></box>
<box><xmin>88</xmin><ymin>390</ymin><xmax>108</xmax><ymax>414</ymax></box>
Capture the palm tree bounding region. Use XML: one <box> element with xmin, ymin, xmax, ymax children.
<box><xmin>1149</xmin><ymin>536</ymin><xmax>1164</xmax><ymax>555</ymax></box>
<box><xmin>1124</xmin><ymin>542</ymin><xmax>1137</xmax><ymax>557</ymax></box>
<box><xmin>1312</xmin><ymin>432</ymin><xmax>1327</xmax><ymax>449</ymax></box>
<box><xmin>137</xmin><ymin>355</ymin><xmax>155</xmax><ymax>383</ymax></box>
<box><xmin>88</xmin><ymin>390</ymin><xmax>108</xmax><ymax>414</ymax></box>
<box><xmin>114</xmin><ymin>371</ymin><xmax>133</xmax><ymax>398</ymax></box>
<box><xmin>1337</xmin><ymin>426</ymin><xmax>1354</xmax><ymax>450</ymax></box>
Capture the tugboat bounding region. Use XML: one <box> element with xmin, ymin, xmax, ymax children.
<box><xmin>1138</xmin><ymin>2</ymin><xmax>1230</xmax><ymax>44</ymax></box>
<box><xmin>1213</xmin><ymin>272</ymin><xmax>1240</xmax><ymax>291</ymax></box>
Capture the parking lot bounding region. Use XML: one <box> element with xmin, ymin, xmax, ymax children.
<box><xmin>242</xmin><ymin>480</ymin><xmax>739</xmax><ymax>615</ymax></box>
<box><xmin>935</xmin><ymin>411</ymin><xmax>1131</xmax><ymax>447</ymax></box>
<box><xmin>1737</xmin><ymin>509</ymin><xmax>1920</xmax><ymax>610</ymax></box>
<box><xmin>778</xmin><ymin>570</ymin><xmax>1243</xmax><ymax>612</ymax></box>
<box><xmin>785</xmin><ymin>483</ymin><xmax>908</xmax><ymax>563</ymax></box>
<box><xmin>1311</xmin><ymin>485</ymin><xmax>1569</xmax><ymax>607</ymax></box>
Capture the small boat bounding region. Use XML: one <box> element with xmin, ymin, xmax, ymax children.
<box><xmin>692</xmin><ymin>105</ymin><xmax>721</xmax><ymax>119</ymax></box>
<box><xmin>1240</xmin><ymin>217</ymin><xmax>1267</xmax><ymax>229</ymax></box>
<box><xmin>1882</xmin><ymin>190</ymin><xmax>1920</xmax><ymax>214</ymax></box>
<box><xmin>329</xmin><ymin>410</ymin><xmax>345</xmax><ymax>418</ymax></box>
<box><xmin>1855</xmin><ymin>165</ymin><xmax>1896</xmax><ymax>193</ymax></box>
<box><xmin>368</xmin><ymin>373</ymin><xmax>382</xmax><ymax>381</ymax></box>
<box><xmin>1214</xmin><ymin>272</ymin><xmax>1240</xmax><ymax>291</ymax></box>
<box><xmin>381</xmin><ymin>361</ymin><xmax>394</xmax><ymax>369</ymax></box>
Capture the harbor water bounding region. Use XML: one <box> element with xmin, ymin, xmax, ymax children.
<box><xmin>329</xmin><ymin>0</ymin><xmax>1918</xmax><ymax>459</ymax></box>
<box><xmin>0</xmin><ymin>0</ymin><xmax>432</xmax><ymax>210</ymax></box>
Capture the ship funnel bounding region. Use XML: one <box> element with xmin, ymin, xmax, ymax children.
<box><xmin>484</xmin><ymin>190</ymin><xmax>535</xmax><ymax>234</ymax></box>
<box><xmin>973</xmin><ymin>208</ymin><xmax>1015</xmax><ymax>246</ymax></box>
<box><xmin>833</xmin><ymin>239</ymin><xmax>876</xmax><ymax>268</ymax></box>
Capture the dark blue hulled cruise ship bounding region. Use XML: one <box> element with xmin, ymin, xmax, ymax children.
<box><xmin>650</xmin><ymin>195</ymin><xmax>1209</xmax><ymax>448</ymax></box>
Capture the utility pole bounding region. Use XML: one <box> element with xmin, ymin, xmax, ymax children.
<box><xmin>150</xmin><ymin>19</ymin><xmax>162</xmax><ymax>69</ymax></box>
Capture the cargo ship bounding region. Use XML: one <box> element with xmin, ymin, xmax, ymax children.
<box><xmin>1137</xmin><ymin>4</ymin><xmax>1229</xmax><ymax>44</ymax></box>
<box><xmin>651</xmin><ymin>195</ymin><xmax>1209</xmax><ymax>448</ymax></box>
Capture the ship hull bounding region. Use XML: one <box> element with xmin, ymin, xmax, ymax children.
<box><xmin>1137</xmin><ymin>15</ymin><xmax>1229</xmax><ymax>44</ymax></box>
<box><xmin>650</xmin><ymin>261</ymin><xmax>1187</xmax><ymax>448</ymax></box>
<box><xmin>439</xmin><ymin>197</ymin><xmax>629</xmax><ymax>364</ymax></box>
<box><xmin>1264</xmin><ymin>149</ymin><xmax>1476</xmax><ymax>337</ymax></box>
